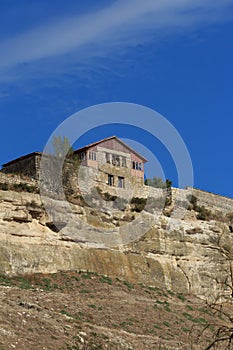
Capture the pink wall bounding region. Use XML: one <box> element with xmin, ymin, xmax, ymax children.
<box><xmin>100</xmin><ymin>139</ymin><xmax>130</xmax><ymax>153</ymax></box>
<box><xmin>76</xmin><ymin>138</ymin><xmax>146</xmax><ymax>177</ymax></box>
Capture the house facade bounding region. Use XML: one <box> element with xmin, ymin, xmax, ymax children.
<box><xmin>74</xmin><ymin>136</ymin><xmax>147</xmax><ymax>195</ymax></box>
<box><xmin>2</xmin><ymin>152</ymin><xmax>42</xmax><ymax>179</ymax></box>
<box><xmin>1</xmin><ymin>136</ymin><xmax>147</xmax><ymax>195</ymax></box>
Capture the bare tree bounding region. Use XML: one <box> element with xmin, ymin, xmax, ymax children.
<box><xmin>195</xmin><ymin>228</ymin><xmax>233</xmax><ymax>349</ymax></box>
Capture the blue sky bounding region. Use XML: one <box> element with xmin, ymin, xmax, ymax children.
<box><xmin>0</xmin><ymin>0</ymin><xmax>233</xmax><ymax>197</ymax></box>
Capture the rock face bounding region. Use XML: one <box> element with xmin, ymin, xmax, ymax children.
<box><xmin>0</xmin><ymin>184</ymin><xmax>233</xmax><ymax>301</ymax></box>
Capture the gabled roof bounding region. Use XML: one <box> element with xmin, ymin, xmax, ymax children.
<box><xmin>74</xmin><ymin>136</ymin><xmax>148</xmax><ymax>162</ymax></box>
<box><xmin>2</xmin><ymin>136</ymin><xmax>148</xmax><ymax>168</ymax></box>
<box><xmin>2</xmin><ymin>152</ymin><xmax>42</xmax><ymax>167</ymax></box>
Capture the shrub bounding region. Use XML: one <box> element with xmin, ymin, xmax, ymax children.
<box><xmin>145</xmin><ymin>177</ymin><xmax>167</xmax><ymax>189</ymax></box>
<box><xmin>99</xmin><ymin>275</ymin><xmax>112</xmax><ymax>285</ymax></box>
<box><xmin>0</xmin><ymin>274</ymin><xmax>12</xmax><ymax>286</ymax></box>
<box><xmin>12</xmin><ymin>183</ymin><xmax>38</xmax><ymax>193</ymax></box>
<box><xmin>26</xmin><ymin>200</ymin><xmax>38</xmax><ymax>208</ymax></box>
<box><xmin>226</xmin><ymin>212</ymin><xmax>233</xmax><ymax>224</ymax></box>
<box><xmin>0</xmin><ymin>183</ymin><xmax>8</xmax><ymax>191</ymax></box>
<box><xmin>16</xmin><ymin>276</ymin><xmax>33</xmax><ymax>290</ymax></box>
<box><xmin>186</xmin><ymin>194</ymin><xmax>198</xmax><ymax>210</ymax></box>
<box><xmin>165</xmin><ymin>196</ymin><xmax>172</xmax><ymax>207</ymax></box>
<box><xmin>182</xmin><ymin>327</ymin><xmax>190</xmax><ymax>333</ymax></box>
<box><xmin>186</xmin><ymin>195</ymin><xmax>213</xmax><ymax>221</ymax></box>
<box><xmin>196</xmin><ymin>206</ymin><xmax>212</xmax><ymax>221</ymax></box>
<box><xmin>177</xmin><ymin>294</ymin><xmax>185</xmax><ymax>301</ymax></box>
<box><xmin>13</xmin><ymin>183</ymin><xmax>27</xmax><ymax>192</ymax></box>
<box><xmin>153</xmin><ymin>324</ymin><xmax>162</xmax><ymax>329</ymax></box>
<box><xmin>183</xmin><ymin>312</ymin><xmax>206</xmax><ymax>324</ymax></box>
<box><xmin>130</xmin><ymin>197</ymin><xmax>147</xmax><ymax>212</ymax></box>
<box><xmin>94</xmin><ymin>187</ymin><xmax>118</xmax><ymax>202</ymax></box>
<box><xmin>182</xmin><ymin>312</ymin><xmax>194</xmax><ymax>321</ymax></box>
<box><xmin>166</xmin><ymin>179</ymin><xmax>172</xmax><ymax>189</ymax></box>
<box><xmin>81</xmin><ymin>273</ymin><xmax>92</xmax><ymax>279</ymax></box>
<box><xmin>102</xmin><ymin>192</ymin><xmax>117</xmax><ymax>201</ymax></box>
<box><xmin>123</xmin><ymin>280</ymin><xmax>134</xmax><ymax>290</ymax></box>
<box><xmin>0</xmin><ymin>182</ymin><xmax>9</xmax><ymax>191</ymax></box>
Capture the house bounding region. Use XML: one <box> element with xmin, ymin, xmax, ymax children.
<box><xmin>1</xmin><ymin>136</ymin><xmax>147</xmax><ymax>193</ymax></box>
<box><xmin>2</xmin><ymin>152</ymin><xmax>42</xmax><ymax>179</ymax></box>
<box><xmin>74</xmin><ymin>136</ymin><xmax>147</xmax><ymax>193</ymax></box>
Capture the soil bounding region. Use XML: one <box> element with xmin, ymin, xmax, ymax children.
<box><xmin>0</xmin><ymin>271</ymin><xmax>227</xmax><ymax>349</ymax></box>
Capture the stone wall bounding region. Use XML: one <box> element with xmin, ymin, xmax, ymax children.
<box><xmin>134</xmin><ymin>185</ymin><xmax>164</xmax><ymax>199</ymax></box>
<box><xmin>0</xmin><ymin>172</ymin><xmax>37</xmax><ymax>186</ymax></box>
<box><xmin>172</xmin><ymin>187</ymin><xmax>233</xmax><ymax>215</ymax></box>
<box><xmin>188</xmin><ymin>187</ymin><xmax>233</xmax><ymax>214</ymax></box>
<box><xmin>2</xmin><ymin>154</ymin><xmax>41</xmax><ymax>179</ymax></box>
<box><xmin>2</xmin><ymin>164</ymin><xmax>233</xmax><ymax>216</ymax></box>
<box><xmin>1</xmin><ymin>187</ymin><xmax>233</xmax><ymax>300</ymax></box>
<box><xmin>1</xmin><ymin>171</ymin><xmax>233</xmax><ymax>300</ymax></box>
<box><xmin>77</xmin><ymin>165</ymin><xmax>99</xmax><ymax>195</ymax></box>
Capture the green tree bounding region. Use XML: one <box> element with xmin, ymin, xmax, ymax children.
<box><xmin>144</xmin><ymin>177</ymin><xmax>172</xmax><ymax>208</ymax></box>
<box><xmin>41</xmin><ymin>136</ymin><xmax>80</xmax><ymax>198</ymax></box>
<box><xmin>144</xmin><ymin>177</ymin><xmax>167</xmax><ymax>189</ymax></box>
<box><xmin>52</xmin><ymin>136</ymin><xmax>74</xmax><ymax>158</ymax></box>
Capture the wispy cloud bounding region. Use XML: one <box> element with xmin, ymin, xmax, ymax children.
<box><xmin>0</xmin><ymin>0</ymin><xmax>232</xmax><ymax>79</ymax></box>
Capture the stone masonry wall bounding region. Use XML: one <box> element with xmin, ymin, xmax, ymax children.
<box><xmin>134</xmin><ymin>185</ymin><xmax>164</xmax><ymax>198</ymax></box>
<box><xmin>2</xmin><ymin>155</ymin><xmax>38</xmax><ymax>179</ymax></box>
<box><xmin>172</xmin><ymin>187</ymin><xmax>233</xmax><ymax>215</ymax></box>
<box><xmin>0</xmin><ymin>172</ymin><xmax>37</xmax><ymax>186</ymax></box>
<box><xmin>188</xmin><ymin>187</ymin><xmax>233</xmax><ymax>214</ymax></box>
<box><xmin>1</xmin><ymin>165</ymin><xmax>233</xmax><ymax>216</ymax></box>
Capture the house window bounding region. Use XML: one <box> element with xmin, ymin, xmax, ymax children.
<box><xmin>89</xmin><ymin>151</ymin><xmax>96</xmax><ymax>161</ymax></box>
<box><xmin>112</xmin><ymin>155</ymin><xmax>120</xmax><ymax>166</ymax></box>
<box><xmin>79</xmin><ymin>152</ymin><xmax>86</xmax><ymax>161</ymax></box>
<box><xmin>122</xmin><ymin>157</ymin><xmax>126</xmax><ymax>167</ymax></box>
<box><xmin>108</xmin><ymin>174</ymin><xmax>114</xmax><ymax>186</ymax></box>
<box><xmin>106</xmin><ymin>153</ymin><xmax>111</xmax><ymax>163</ymax></box>
<box><xmin>118</xmin><ymin>176</ymin><xmax>125</xmax><ymax>188</ymax></box>
<box><xmin>132</xmin><ymin>161</ymin><xmax>142</xmax><ymax>170</ymax></box>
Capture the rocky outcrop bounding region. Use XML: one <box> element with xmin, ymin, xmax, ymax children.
<box><xmin>0</xmin><ymin>186</ymin><xmax>233</xmax><ymax>301</ymax></box>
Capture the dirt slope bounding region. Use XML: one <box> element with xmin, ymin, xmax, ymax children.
<box><xmin>0</xmin><ymin>271</ymin><xmax>225</xmax><ymax>350</ymax></box>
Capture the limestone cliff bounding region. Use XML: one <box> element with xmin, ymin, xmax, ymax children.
<box><xmin>1</xmin><ymin>176</ymin><xmax>233</xmax><ymax>302</ymax></box>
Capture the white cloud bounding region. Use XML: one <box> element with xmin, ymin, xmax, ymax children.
<box><xmin>0</xmin><ymin>0</ymin><xmax>232</xmax><ymax>74</ymax></box>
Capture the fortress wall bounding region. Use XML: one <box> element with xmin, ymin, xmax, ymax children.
<box><xmin>1</xmin><ymin>170</ymin><xmax>233</xmax><ymax>215</ymax></box>
<box><xmin>172</xmin><ymin>187</ymin><xmax>190</xmax><ymax>201</ymax></box>
<box><xmin>134</xmin><ymin>185</ymin><xmax>164</xmax><ymax>198</ymax></box>
<box><xmin>190</xmin><ymin>187</ymin><xmax>233</xmax><ymax>214</ymax></box>
<box><xmin>172</xmin><ymin>187</ymin><xmax>233</xmax><ymax>215</ymax></box>
<box><xmin>0</xmin><ymin>172</ymin><xmax>37</xmax><ymax>186</ymax></box>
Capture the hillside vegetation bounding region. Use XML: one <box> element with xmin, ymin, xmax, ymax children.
<box><xmin>0</xmin><ymin>270</ymin><xmax>227</xmax><ymax>350</ymax></box>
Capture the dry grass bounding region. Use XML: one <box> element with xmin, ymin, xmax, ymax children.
<box><xmin>0</xmin><ymin>271</ymin><xmax>225</xmax><ymax>349</ymax></box>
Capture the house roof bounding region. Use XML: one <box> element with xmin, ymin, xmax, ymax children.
<box><xmin>74</xmin><ymin>136</ymin><xmax>148</xmax><ymax>162</ymax></box>
<box><xmin>2</xmin><ymin>152</ymin><xmax>42</xmax><ymax>167</ymax></box>
<box><xmin>2</xmin><ymin>136</ymin><xmax>148</xmax><ymax>168</ymax></box>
